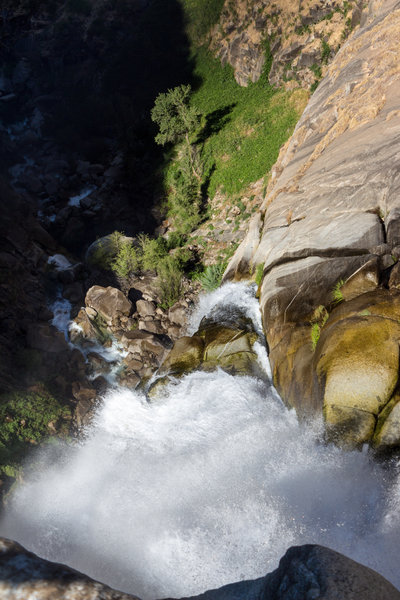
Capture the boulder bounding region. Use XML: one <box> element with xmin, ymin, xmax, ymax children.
<box><xmin>136</xmin><ymin>299</ymin><xmax>156</xmax><ymax>317</ymax></box>
<box><xmin>85</xmin><ymin>234</ymin><xmax>135</xmax><ymax>269</ymax></box>
<box><xmin>173</xmin><ymin>545</ymin><xmax>400</xmax><ymax>600</ymax></box>
<box><xmin>0</xmin><ymin>537</ymin><xmax>139</xmax><ymax>600</ymax></box>
<box><xmin>168</xmin><ymin>303</ymin><xmax>188</xmax><ymax>327</ymax></box>
<box><xmin>85</xmin><ymin>286</ymin><xmax>132</xmax><ymax>325</ymax></box>
<box><xmin>158</xmin><ymin>336</ymin><xmax>204</xmax><ymax>376</ymax></box>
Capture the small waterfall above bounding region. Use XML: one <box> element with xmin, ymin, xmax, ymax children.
<box><xmin>1</xmin><ymin>283</ymin><xmax>400</xmax><ymax>599</ymax></box>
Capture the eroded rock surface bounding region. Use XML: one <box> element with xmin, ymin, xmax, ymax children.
<box><xmin>210</xmin><ymin>0</ymin><xmax>363</xmax><ymax>88</ymax></box>
<box><xmin>224</xmin><ymin>0</ymin><xmax>400</xmax><ymax>448</ymax></box>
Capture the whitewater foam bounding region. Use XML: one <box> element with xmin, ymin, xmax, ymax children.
<box><xmin>1</xmin><ymin>283</ymin><xmax>400</xmax><ymax>599</ymax></box>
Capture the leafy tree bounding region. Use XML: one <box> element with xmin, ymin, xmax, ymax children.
<box><xmin>151</xmin><ymin>84</ymin><xmax>202</xmax><ymax>182</ymax></box>
<box><xmin>151</xmin><ymin>84</ymin><xmax>200</xmax><ymax>146</ymax></box>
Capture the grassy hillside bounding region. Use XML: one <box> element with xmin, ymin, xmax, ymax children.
<box><xmin>190</xmin><ymin>48</ymin><xmax>308</xmax><ymax>198</ymax></box>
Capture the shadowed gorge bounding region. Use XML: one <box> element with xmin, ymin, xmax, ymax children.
<box><xmin>1</xmin><ymin>0</ymin><xmax>400</xmax><ymax>598</ymax></box>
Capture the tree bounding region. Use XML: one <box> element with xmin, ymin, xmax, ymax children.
<box><xmin>151</xmin><ymin>84</ymin><xmax>202</xmax><ymax>181</ymax></box>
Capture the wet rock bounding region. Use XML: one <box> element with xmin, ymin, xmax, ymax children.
<box><xmin>71</xmin><ymin>381</ymin><xmax>97</xmax><ymax>403</ymax></box>
<box><xmin>147</xmin><ymin>375</ymin><xmax>174</xmax><ymax>401</ymax></box>
<box><xmin>225</xmin><ymin>0</ymin><xmax>400</xmax><ymax>447</ymax></box>
<box><xmin>70</xmin><ymin>309</ymin><xmax>98</xmax><ymax>344</ymax></box>
<box><xmin>159</xmin><ymin>336</ymin><xmax>204</xmax><ymax>376</ymax></box>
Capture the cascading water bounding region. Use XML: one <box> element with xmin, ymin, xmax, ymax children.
<box><xmin>1</xmin><ymin>283</ymin><xmax>400</xmax><ymax>599</ymax></box>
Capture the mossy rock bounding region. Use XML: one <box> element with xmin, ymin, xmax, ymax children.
<box><xmin>147</xmin><ymin>376</ymin><xmax>174</xmax><ymax>401</ymax></box>
<box><xmin>202</xmin><ymin>350</ymin><xmax>262</xmax><ymax>377</ymax></box>
<box><xmin>268</xmin><ymin>323</ymin><xmax>318</xmax><ymax>416</ymax></box>
<box><xmin>158</xmin><ymin>336</ymin><xmax>204</xmax><ymax>376</ymax></box>
<box><xmin>0</xmin><ymin>385</ymin><xmax>72</xmax><ymax>489</ymax></box>
<box><xmin>373</xmin><ymin>392</ymin><xmax>400</xmax><ymax>449</ymax></box>
<box><xmin>85</xmin><ymin>234</ymin><xmax>135</xmax><ymax>270</ymax></box>
<box><xmin>324</xmin><ymin>405</ymin><xmax>376</xmax><ymax>449</ymax></box>
<box><xmin>198</xmin><ymin>306</ymin><xmax>255</xmax><ymax>335</ymax></box>
<box><xmin>317</xmin><ymin>316</ymin><xmax>400</xmax><ymax>446</ymax></box>
<box><xmin>202</xmin><ymin>326</ymin><xmax>257</xmax><ymax>360</ymax></box>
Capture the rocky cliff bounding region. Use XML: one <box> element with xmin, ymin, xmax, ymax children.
<box><xmin>225</xmin><ymin>0</ymin><xmax>400</xmax><ymax>449</ymax></box>
<box><xmin>210</xmin><ymin>0</ymin><xmax>363</xmax><ymax>88</ymax></box>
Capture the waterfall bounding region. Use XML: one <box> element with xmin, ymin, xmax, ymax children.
<box><xmin>1</xmin><ymin>283</ymin><xmax>400</xmax><ymax>599</ymax></box>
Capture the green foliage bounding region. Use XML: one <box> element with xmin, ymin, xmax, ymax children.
<box><xmin>197</xmin><ymin>263</ymin><xmax>225</xmax><ymax>292</ymax></box>
<box><xmin>310</xmin><ymin>63</ymin><xmax>322</xmax><ymax>78</ymax></box>
<box><xmin>111</xmin><ymin>240</ymin><xmax>140</xmax><ymax>278</ymax></box>
<box><xmin>139</xmin><ymin>234</ymin><xmax>168</xmax><ymax>271</ymax></box>
<box><xmin>157</xmin><ymin>256</ymin><xmax>183</xmax><ymax>308</ymax></box>
<box><xmin>255</xmin><ymin>263</ymin><xmax>264</xmax><ymax>287</ymax></box>
<box><xmin>166</xmin><ymin>148</ymin><xmax>203</xmax><ymax>234</ymax></box>
<box><xmin>310</xmin><ymin>305</ymin><xmax>330</xmax><ymax>351</ymax></box>
<box><xmin>0</xmin><ymin>388</ymin><xmax>71</xmax><ymax>467</ymax></box>
<box><xmin>188</xmin><ymin>48</ymin><xmax>307</xmax><ymax>197</ymax></box>
<box><xmin>311</xmin><ymin>323</ymin><xmax>321</xmax><ymax>351</ymax></box>
<box><xmin>332</xmin><ymin>279</ymin><xmax>345</xmax><ymax>304</ymax></box>
<box><xmin>321</xmin><ymin>40</ymin><xmax>331</xmax><ymax>63</ymax></box>
<box><xmin>179</xmin><ymin>0</ymin><xmax>225</xmax><ymax>41</ymax></box>
<box><xmin>92</xmin><ymin>314</ymin><xmax>113</xmax><ymax>344</ymax></box>
<box><xmin>151</xmin><ymin>84</ymin><xmax>201</xmax><ymax>147</ymax></box>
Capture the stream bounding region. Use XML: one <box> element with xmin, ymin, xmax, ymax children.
<box><xmin>1</xmin><ymin>283</ymin><xmax>400</xmax><ymax>599</ymax></box>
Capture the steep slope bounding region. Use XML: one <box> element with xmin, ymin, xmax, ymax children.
<box><xmin>225</xmin><ymin>0</ymin><xmax>400</xmax><ymax>449</ymax></box>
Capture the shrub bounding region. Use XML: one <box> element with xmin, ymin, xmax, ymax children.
<box><xmin>310</xmin><ymin>305</ymin><xmax>329</xmax><ymax>351</ymax></box>
<box><xmin>111</xmin><ymin>240</ymin><xmax>140</xmax><ymax>277</ymax></box>
<box><xmin>139</xmin><ymin>234</ymin><xmax>168</xmax><ymax>271</ymax></box>
<box><xmin>197</xmin><ymin>263</ymin><xmax>225</xmax><ymax>292</ymax></box>
<box><xmin>157</xmin><ymin>256</ymin><xmax>183</xmax><ymax>308</ymax></box>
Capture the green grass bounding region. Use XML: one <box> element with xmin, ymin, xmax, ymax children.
<box><xmin>188</xmin><ymin>48</ymin><xmax>308</xmax><ymax>198</ymax></box>
<box><xmin>332</xmin><ymin>279</ymin><xmax>344</xmax><ymax>304</ymax></box>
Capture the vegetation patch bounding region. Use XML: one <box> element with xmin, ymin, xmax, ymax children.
<box><xmin>310</xmin><ymin>304</ymin><xmax>330</xmax><ymax>351</ymax></box>
<box><xmin>197</xmin><ymin>263</ymin><xmax>225</xmax><ymax>292</ymax></box>
<box><xmin>189</xmin><ymin>49</ymin><xmax>308</xmax><ymax>198</ymax></box>
<box><xmin>0</xmin><ymin>386</ymin><xmax>71</xmax><ymax>477</ymax></box>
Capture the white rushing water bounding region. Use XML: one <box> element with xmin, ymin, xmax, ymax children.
<box><xmin>1</xmin><ymin>283</ymin><xmax>400</xmax><ymax>599</ymax></box>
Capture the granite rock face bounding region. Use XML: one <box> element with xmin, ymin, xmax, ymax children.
<box><xmin>210</xmin><ymin>0</ymin><xmax>363</xmax><ymax>88</ymax></box>
<box><xmin>224</xmin><ymin>0</ymin><xmax>400</xmax><ymax>448</ymax></box>
<box><xmin>175</xmin><ymin>545</ymin><xmax>400</xmax><ymax>600</ymax></box>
